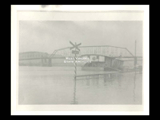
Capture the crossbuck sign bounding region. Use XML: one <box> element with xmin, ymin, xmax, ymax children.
<box><xmin>70</xmin><ymin>41</ymin><xmax>81</xmax><ymax>54</ymax></box>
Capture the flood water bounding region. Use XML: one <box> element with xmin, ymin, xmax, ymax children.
<box><xmin>19</xmin><ymin>66</ymin><xmax>142</xmax><ymax>104</ymax></box>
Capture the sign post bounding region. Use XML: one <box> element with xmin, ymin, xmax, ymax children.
<box><xmin>69</xmin><ymin>41</ymin><xmax>81</xmax><ymax>104</ymax></box>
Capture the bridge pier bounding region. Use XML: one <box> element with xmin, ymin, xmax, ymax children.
<box><xmin>48</xmin><ymin>58</ymin><xmax>52</xmax><ymax>66</ymax></box>
<box><xmin>104</xmin><ymin>56</ymin><xmax>113</xmax><ymax>68</ymax></box>
<box><xmin>41</xmin><ymin>57</ymin><xmax>51</xmax><ymax>66</ymax></box>
<box><xmin>41</xmin><ymin>58</ymin><xmax>44</xmax><ymax>66</ymax></box>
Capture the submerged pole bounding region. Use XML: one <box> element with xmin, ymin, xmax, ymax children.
<box><xmin>73</xmin><ymin>51</ymin><xmax>77</xmax><ymax>104</ymax></box>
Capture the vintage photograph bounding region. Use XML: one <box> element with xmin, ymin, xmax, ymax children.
<box><xmin>19</xmin><ymin>20</ymin><xmax>143</xmax><ymax>105</ymax></box>
<box><xmin>11</xmin><ymin>5</ymin><xmax>149</xmax><ymax>115</ymax></box>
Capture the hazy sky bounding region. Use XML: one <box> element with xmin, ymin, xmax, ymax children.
<box><xmin>19</xmin><ymin>21</ymin><xmax>142</xmax><ymax>56</ymax></box>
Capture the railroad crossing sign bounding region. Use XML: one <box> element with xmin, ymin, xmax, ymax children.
<box><xmin>69</xmin><ymin>41</ymin><xmax>81</xmax><ymax>104</ymax></box>
<box><xmin>70</xmin><ymin>41</ymin><xmax>81</xmax><ymax>52</ymax></box>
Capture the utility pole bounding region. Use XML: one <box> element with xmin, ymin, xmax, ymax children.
<box><xmin>133</xmin><ymin>40</ymin><xmax>137</xmax><ymax>102</ymax></box>
<box><xmin>134</xmin><ymin>40</ymin><xmax>137</xmax><ymax>71</ymax></box>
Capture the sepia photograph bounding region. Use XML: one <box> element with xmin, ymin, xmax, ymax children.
<box><xmin>11</xmin><ymin>5</ymin><xmax>149</xmax><ymax>115</ymax></box>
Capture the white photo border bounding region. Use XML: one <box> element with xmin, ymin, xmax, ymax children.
<box><xmin>11</xmin><ymin>5</ymin><xmax>149</xmax><ymax>115</ymax></box>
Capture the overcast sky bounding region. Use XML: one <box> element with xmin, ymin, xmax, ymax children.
<box><xmin>19</xmin><ymin>21</ymin><xmax>142</xmax><ymax>56</ymax></box>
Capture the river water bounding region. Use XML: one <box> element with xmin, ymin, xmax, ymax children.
<box><xmin>19</xmin><ymin>66</ymin><xmax>142</xmax><ymax>104</ymax></box>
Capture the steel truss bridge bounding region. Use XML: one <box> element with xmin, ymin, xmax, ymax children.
<box><xmin>50</xmin><ymin>45</ymin><xmax>136</xmax><ymax>58</ymax></box>
<box><xmin>19</xmin><ymin>45</ymin><xmax>142</xmax><ymax>70</ymax></box>
<box><xmin>48</xmin><ymin>45</ymin><xmax>142</xmax><ymax>69</ymax></box>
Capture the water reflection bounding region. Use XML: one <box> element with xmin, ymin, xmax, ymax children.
<box><xmin>85</xmin><ymin>75</ymin><xmax>100</xmax><ymax>86</ymax></box>
<box><xmin>104</xmin><ymin>75</ymin><xmax>107</xmax><ymax>86</ymax></box>
<box><xmin>77</xmin><ymin>73</ymin><xmax>119</xmax><ymax>87</ymax></box>
<box><xmin>19</xmin><ymin>66</ymin><xmax>142</xmax><ymax>104</ymax></box>
<box><xmin>103</xmin><ymin>74</ymin><xmax>113</xmax><ymax>86</ymax></box>
<box><xmin>117</xmin><ymin>74</ymin><xmax>122</xmax><ymax>88</ymax></box>
<box><xmin>86</xmin><ymin>78</ymin><xmax>90</xmax><ymax>86</ymax></box>
<box><xmin>72</xmin><ymin>76</ymin><xmax>77</xmax><ymax>104</ymax></box>
<box><xmin>74</xmin><ymin>72</ymin><xmax>139</xmax><ymax>104</ymax></box>
<box><xmin>133</xmin><ymin>72</ymin><xmax>136</xmax><ymax>103</ymax></box>
<box><xmin>96</xmin><ymin>77</ymin><xmax>99</xmax><ymax>86</ymax></box>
